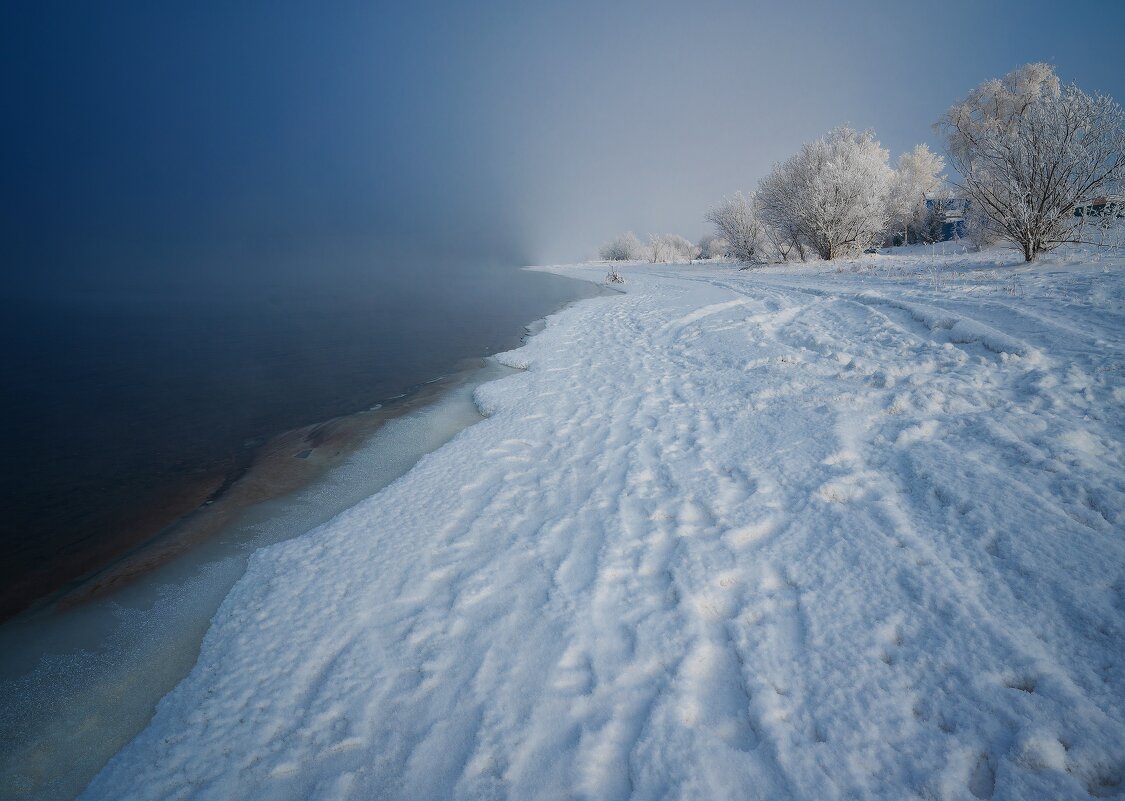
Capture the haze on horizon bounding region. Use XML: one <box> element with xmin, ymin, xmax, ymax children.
<box><xmin>4</xmin><ymin>0</ymin><xmax>1124</xmax><ymax>294</ymax></box>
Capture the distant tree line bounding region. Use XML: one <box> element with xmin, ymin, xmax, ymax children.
<box><xmin>599</xmin><ymin>232</ymin><xmax>700</xmax><ymax>263</ymax></box>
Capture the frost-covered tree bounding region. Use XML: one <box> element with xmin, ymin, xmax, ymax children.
<box><xmin>598</xmin><ymin>231</ymin><xmax>645</xmax><ymax>261</ymax></box>
<box><xmin>887</xmin><ymin>144</ymin><xmax>946</xmax><ymax>244</ymax></box>
<box><xmin>757</xmin><ymin>208</ymin><xmax>807</xmax><ymax>261</ymax></box>
<box><xmin>755</xmin><ymin>166</ymin><xmax>802</xmax><ymax>259</ymax></box>
<box><xmin>665</xmin><ymin>234</ymin><xmax>699</xmax><ymax>263</ymax></box>
<box><xmin>961</xmin><ymin>206</ymin><xmax>1000</xmax><ymax>251</ymax></box>
<box><xmin>698</xmin><ymin>233</ymin><xmax>730</xmax><ymax>259</ymax></box>
<box><xmin>937</xmin><ymin>63</ymin><xmax>1125</xmax><ymax>261</ymax></box>
<box><xmin>704</xmin><ymin>192</ymin><xmax>766</xmax><ymax>264</ymax></box>
<box><xmin>755</xmin><ymin>191</ymin><xmax>807</xmax><ymax>261</ymax></box>
<box><xmin>647</xmin><ymin>234</ymin><xmax>698</xmax><ymax>263</ymax></box>
<box><xmin>756</xmin><ymin>127</ymin><xmax>894</xmax><ymax>260</ymax></box>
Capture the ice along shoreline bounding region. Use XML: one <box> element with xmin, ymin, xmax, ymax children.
<box><xmin>0</xmin><ymin>275</ymin><xmax>607</xmax><ymax>801</ymax></box>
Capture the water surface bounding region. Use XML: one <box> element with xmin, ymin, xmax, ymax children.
<box><xmin>0</xmin><ymin>262</ymin><xmax>598</xmax><ymax>619</ymax></box>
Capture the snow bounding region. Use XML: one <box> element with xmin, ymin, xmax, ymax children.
<box><xmin>0</xmin><ymin>361</ymin><xmax>515</xmax><ymax>801</ymax></box>
<box><xmin>82</xmin><ymin>244</ymin><xmax>1125</xmax><ymax>801</ymax></box>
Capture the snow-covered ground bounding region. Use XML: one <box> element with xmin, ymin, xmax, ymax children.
<box><xmin>82</xmin><ymin>245</ymin><xmax>1124</xmax><ymax>801</ymax></box>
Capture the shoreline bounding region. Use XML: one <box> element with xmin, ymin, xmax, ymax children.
<box><xmin>3</xmin><ymin>268</ymin><xmax>608</xmax><ymax>625</ymax></box>
<box><xmin>0</xmin><ymin>366</ymin><xmax>486</xmax><ymax>626</ymax></box>
<box><xmin>0</xmin><ymin>360</ymin><xmax>513</xmax><ymax>801</ymax></box>
<box><xmin>0</xmin><ymin>277</ymin><xmax>607</xmax><ymax>801</ymax></box>
<box><xmin>36</xmin><ymin>366</ymin><xmax>477</xmax><ymax>618</ymax></box>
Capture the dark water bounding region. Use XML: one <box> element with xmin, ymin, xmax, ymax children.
<box><xmin>0</xmin><ymin>263</ymin><xmax>598</xmax><ymax>620</ymax></box>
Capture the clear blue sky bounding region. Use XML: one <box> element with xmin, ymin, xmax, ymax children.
<box><xmin>4</xmin><ymin>0</ymin><xmax>1123</xmax><ymax>285</ymax></box>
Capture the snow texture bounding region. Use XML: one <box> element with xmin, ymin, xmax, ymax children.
<box><xmin>83</xmin><ymin>245</ymin><xmax>1125</xmax><ymax>801</ymax></box>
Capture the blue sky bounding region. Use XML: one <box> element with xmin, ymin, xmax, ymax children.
<box><xmin>3</xmin><ymin>0</ymin><xmax>1123</xmax><ymax>286</ymax></box>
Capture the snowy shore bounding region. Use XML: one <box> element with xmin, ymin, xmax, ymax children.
<box><xmin>83</xmin><ymin>246</ymin><xmax>1124</xmax><ymax>801</ymax></box>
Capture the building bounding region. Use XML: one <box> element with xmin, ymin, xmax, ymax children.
<box><xmin>1073</xmin><ymin>194</ymin><xmax>1125</xmax><ymax>218</ymax></box>
<box><xmin>925</xmin><ymin>197</ymin><xmax>970</xmax><ymax>241</ymax></box>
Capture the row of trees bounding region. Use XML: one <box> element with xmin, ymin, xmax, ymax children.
<box><xmin>599</xmin><ymin>231</ymin><xmax>700</xmax><ymax>263</ymax></box>
<box><xmin>706</xmin><ymin>129</ymin><xmax>947</xmax><ymax>264</ymax></box>
<box><xmin>705</xmin><ymin>63</ymin><xmax>1124</xmax><ymax>265</ymax></box>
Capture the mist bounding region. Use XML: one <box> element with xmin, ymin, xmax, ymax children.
<box><xmin>4</xmin><ymin>0</ymin><xmax>1124</xmax><ymax>292</ymax></box>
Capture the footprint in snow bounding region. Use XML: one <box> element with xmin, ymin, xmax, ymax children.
<box><xmin>968</xmin><ymin>753</ymin><xmax>996</xmax><ymax>799</ymax></box>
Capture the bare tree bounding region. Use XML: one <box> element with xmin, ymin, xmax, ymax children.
<box><xmin>937</xmin><ymin>63</ymin><xmax>1125</xmax><ymax>261</ymax></box>
<box><xmin>598</xmin><ymin>231</ymin><xmax>645</xmax><ymax>261</ymax></box>
<box><xmin>756</xmin><ymin>127</ymin><xmax>894</xmax><ymax>260</ymax></box>
<box><xmin>704</xmin><ymin>192</ymin><xmax>766</xmax><ymax>264</ymax></box>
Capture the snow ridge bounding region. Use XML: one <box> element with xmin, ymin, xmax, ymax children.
<box><xmin>83</xmin><ymin>251</ymin><xmax>1125</xmax><ymax>801</ymax></box>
